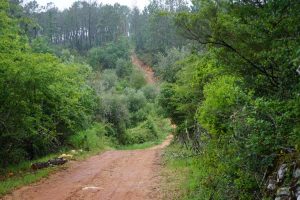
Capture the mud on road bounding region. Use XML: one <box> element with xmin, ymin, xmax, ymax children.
<box><xmin>2</xmin><ymin>135</ymin><xmax>173</xmax><ymax>200</ymax></box>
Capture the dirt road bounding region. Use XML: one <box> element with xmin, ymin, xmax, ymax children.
<box><xmin>2</xmin><ymin>54</ymin><xmax>170</xmax><ymax>200</ymax></box>
<box><xmin>2</xmin><ymin>135</ymin><xmax>173</xmax><ymax>200</ymax></box>
<box><xmin>131</xmin><ymin>54</ymin><xmax>156</xmax><ymax>84</ymax></box>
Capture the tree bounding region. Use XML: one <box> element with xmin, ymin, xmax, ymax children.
<box><xmin>175</xmin><ymin>0</ymin><xmax>300</xmax><ymax>95</ymax></box>
<box><xmin>0</xmin><ymin>2</ymin><xmax>95</xmax><ymax>166</ymax></box>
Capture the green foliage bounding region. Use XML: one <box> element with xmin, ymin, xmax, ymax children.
<box><xmin>124</xmin><ymin>117</ymin><xmax>171</xmax><ymax>145</ymax></box>
<box><xmin>175</xmin><ymin>0</ymin><xmax>300</xmax><ymax>96</ymax></box>
<box><xmin>141</xmin><ymin>85</ymin><xmax>159</xmax><ymax>102</ymax></box>
<box><xmin>115</xmin><ymin>58</ymin><xmax>133</xmax><ymax>78</ymax></box>
<box><xmin>96</xmin><ymin>93</ymin><xmax>129</xmax><ymax>139</ymax></box>
<box><xmin>197</xmin><ymin>75</ymin><xmax>247</xmax><ymax>135</ymax></box>
<box><xmin>0</xmin><ymin>52</ymin><xmax>95</xmax><ymax>166</ymax></box>
<box><xmin>0</xmin><ymin>6</ymin><xmax>95</xmax><ymax>167</ymax></box>
<box><xmin>125</xmin><ymin>89</ymin><xmax>147</xmax><ymax>113</ymax></box>
<box><xmin>156</xmin><ymin>47</ymin><xmax>189</xmax><ymax>82</ymax></box>
<box><xmin>30</xmin><ymin>36</ymin><xmax>54</xmax><ymax>54</ymax></box>
<box><xmin>124</xmin><ymin>119</ymin><xmax>158</xmax><ymax>144</ymax></box>
<box><xmin>129</xmin><ymin>69</ymin><xmax>147</xmax><ymax>89</ymax></box>
<box><xmin>100</xmin><ymin>69</ymin><xmax>119</xmax><ymax>91</ymax></box>
<box><xmin>157</xmin><ymin>0</ymin><xmax>300</xmax><ymax>199</ymax></box>
<box><xmin>159</xmin><ymin>53</ymin><xmax>221</xmax><ymax>127</ymax></box>
<box><xmin>67</xmin><ymin>123</ymin><xmax>112</xmax><ymax>151</ymax></box>
<box><xmin>130</xmin><ymin>1</ymin><xmax>188</xmax><ymax>63</ymax></box>
<box><xmin>87</xmin><ymin>38</ymin><xmax>130</xmax><ymax>70</ymax></box>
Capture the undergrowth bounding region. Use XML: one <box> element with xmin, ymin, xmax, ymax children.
<box><xmin>0</xmin><ymin>123</ymin><xmax>112</xmax><ymax>197</ymax></box>
<box><xmin>119</xmin><ymin>118</ymin><xmax>173</xmax><ymax>150</ymax></box>
<box><xmin>162</xmin><ymin>143</ymin><xmax>204</xmax><ymax>200</ymax></box>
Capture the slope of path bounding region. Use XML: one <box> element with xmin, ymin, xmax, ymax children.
<box><xmin>131</xmin><ymin>54</ymin><xmax>156</xmax><ymax>84</ymax></box>
<box><xmin>2</xmin><ymin>135</ymin><xmax>174</xmax><ymax>200</ymax></box>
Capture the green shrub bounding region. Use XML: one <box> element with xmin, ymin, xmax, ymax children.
<box><xmin>0</xmin><ymin>6</ymin><xmax>96</xmax><ymax>167</ymax></box>
<box><xmin>197</xmin><ymin>75</ymin><xmax>247</xmax><ymax>135</ymax></box>
<box><xmin>95</xmin><ymin>93</ymin><xmax>129</xmax><ymax>141</ymax></box>
<box><xmin>116</xmin><ymin>58</ymin><xmax>133</xmax><ymax>78</ymax></box>
<box><xmin>68</xmin><ymin>123</ymin><xmax>111</xmax><ymax>151</ymax></box>
<box><xmin>125</xmin><ymin>88</ymin><xmax>147</xmax><ymax>113</ymax></box>
<box><xmin>100</xmin><ymin>69</ymin><xmax>119</xmax><ymax>91</ymax></box>
<box><xmin>31</xmin><ymin>36</ymin><xmax>54</xmax><ymax>54</ymax></box>
<box><xmin>129</xmin><ymin>69</ymin><xmax>147</xmax><ymax>89</ymax></box>
<box><xmin>87</xmin><ymin>38</ymin><xmax>130</xmax><ymax>70</ymax></box>
<box><xmin>0</xmin><ymin>53</ymin><xmax>95</xmax><ymax>166</ymax></box>
<box><xmin>141</xmin><ymin>85</ymin><xmax>159</xmax><ymax>102</ymax></box>
<box><xmin>156</xmin><ymin>47</ymin><xmax>189</xmax><ymax>83</ymax></box>
<box><xmin>124</xmin><ymin>118</ymin><xmax>159</xmax><ymax>144</ymax></box>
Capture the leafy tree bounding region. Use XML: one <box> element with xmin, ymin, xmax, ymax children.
<box><xmin>87</xmin><ymin>38</ymin><xmax>130</xmax><ymax>69</ymax></box>
<box><xmin>0</xmin><ymin>3</ymin><xmax>95</xmax><ymax>166</ymax></box>
<box><xmin>175</xmin><ymin>0</ymin><xmax>300</xmax><ymax>96</ymax></box>
<box><xmin>156</xmin><ymin>0</ymin><xmax>300</xmax><ymax>199</ymax></box>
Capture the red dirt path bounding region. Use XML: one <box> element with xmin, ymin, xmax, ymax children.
<box><xmin>131</xmin><ymin>54</ymin><xmax>156</xmax><ymax>84</ymax></box>
<box><xmin>2</xmin><ymin>135</ymin><xmax>173</xmax><ymax>200</ymax></box>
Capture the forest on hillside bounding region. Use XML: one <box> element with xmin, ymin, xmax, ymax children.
<box><xmin>1</xmin><ymin>0</ymin><xmax>300</xmax><ymax>199</ymax></box>
<box><xmin>0</xmin><ymin>0</ymin><xmax>174</xmax><ymax>170</ymax></box>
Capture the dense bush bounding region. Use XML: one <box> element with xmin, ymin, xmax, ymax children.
<box><xmin>0</xmin><ymin>54</ymin><xmax>95</xmax><ymax>166</ymax></box>
<box><xmin>141</xmin><ymin>85</ymin><xmax>159</xmax><ymax>102</ymax></box>
<box><xmin>68</xmin><ymin>123</ymin><xmax>112</xmax><ymax>151</ymax></box>
<box><xmin>99</xmin><ymin>69</ymin><xmax>119</xmax><ymax>91</ymax></box>
<box><xmin>125</xmin><ymin>89</ymin><xmax>147</xmax><ymax>113</ymax></box>
<box><xmin>197</xmin><ymin>75</ymin><xmax>247</xmax><ymax>135</ymax></box>
<box><xmin>116</xmin><ymin>58</ymin><xmax>133</xmax><ymax>78</ymax></box>
<box><xmin>157</xmin><ymin>0</ymin><xmax>300</xmax><ymax>198</ymax></box>
<box><xmin>0</xmin><ymin>3</ymin><xmax>95</xmax><ymax>166</ymax></box>
<box><xmin>129</xmin><ymin>69</ymin><xmax>147</xmax><ymax>89</ymax></box>
<box><xmin>87</xmin><ymin>38</ymin><xmax>130</xmax><ymax>70</ymax></box>
<box><xmin>124</xmin><ymin>118</ymin><xmax>158</xmax><ymax>144</ymax></box>
<box><xmin>156</xmin><ymin>47</ymin><xmax>189</xmax><ymax>82</ymax></box>
<box><xmin>96</xmin><ymin>93</ymin><xmax>129</xmax><ymax>139</ymax></box>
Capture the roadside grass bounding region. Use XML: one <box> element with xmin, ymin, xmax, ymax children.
<box><xmin>0</xmin><ymin>123</ymin><xmax>113</xmax><ymax>197</ymax></box>
<box><xmin>0</xmin><ymin>166</ymin><xmax>59</xmax><ymax>197</ymax></box>
<box><xmin>0</xmin><ymin>153</ymin><xmax>60</xmax><ymax>197</ymax></box>
<box><xmin>0</xmin><ymin>120</ymin><xmax>173</xmax><ymax>197</ymax></box>
<box><xmin>161</xmin><ymin>143</ymin><xmax>203</xmax><ymax>200</ymax></box>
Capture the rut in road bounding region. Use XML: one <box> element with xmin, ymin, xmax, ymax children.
<box><xmin>2</xmin><ymin>135</ymin><xmax>173</xmax><ymax>200</ymax></box>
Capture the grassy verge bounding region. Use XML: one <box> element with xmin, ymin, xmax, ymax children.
<box><xmin>0</xmin><ymin>123</ymin><xmax>113</xmax><ymax>197</ymax></box>
<box><xmin>161</xmin><ymin>143</ymin><xmax>203</xmax><ymax>200</ymax></box>
<box><xmin>0</xmin><ymin>119</ymin><xmax>173</xmax><ymax>197</ymax></box>
<box><xmin>0</xmin><ymin>153</ymin><xmax>60</xmax><ymax>197</ymax></box>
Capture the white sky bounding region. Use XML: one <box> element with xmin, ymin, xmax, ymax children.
<box><xmin>29</xmin><ymin>0</ymin><xmax>149</xmax><ymax>10</ymax></box>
